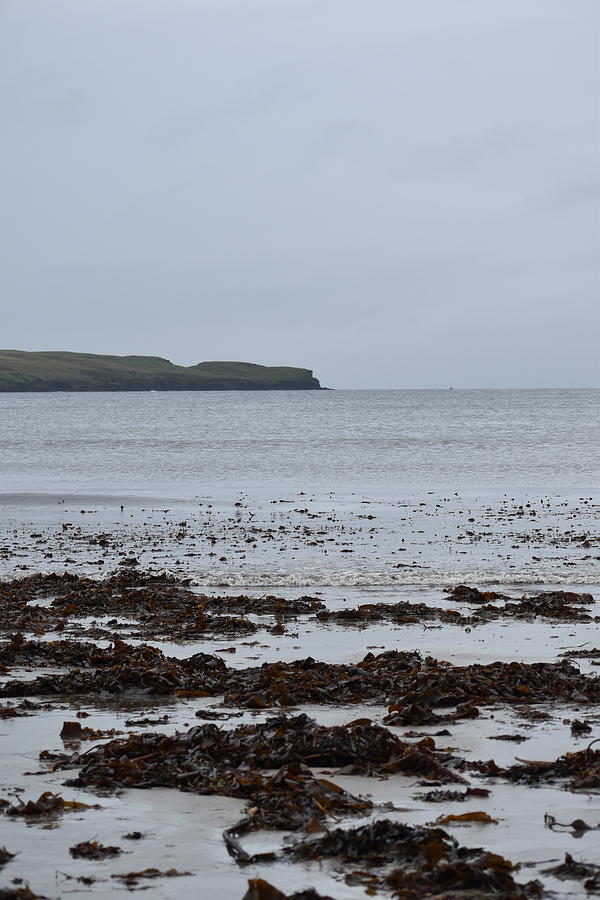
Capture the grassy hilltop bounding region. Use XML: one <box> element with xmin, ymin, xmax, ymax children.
<box><xmin>0</xmin><ymin>351</ymin><xmax>322</xmax><ymax>392</ymax></box>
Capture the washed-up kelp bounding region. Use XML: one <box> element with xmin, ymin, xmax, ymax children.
<box><xmin>68</xmin><ymin>755</ymin><xmax>370</xmax><ymax>833</ymax></box>
<box><xmin>0</xmin><ymin>633</ymin><xmax>124</xmax><ymax>669</ymax></box>
<box><xmin>47</xmin><ymin>716</ymin><xmax>473</xmax><ymax>834</ymax></box>
<box><xmin>382</xmin><ymin>658</ymin><xmax>600</xmax><ymax>726</ymax></box>
<box><xmin>442</xmin><ymin>586</ymin><xmax>597</xmax><ymax>623</ymax></box>
<box><xmin>561</xmin><ymin>647</ymin><xmax>600</xmax><ymax>659</ymax></box>
<box><xmin>60</xmin><ymin>720</ymin><xmax>123</xmax><ymax>741</ymax></box>
<box><xmin>1</xmin><ymin>572</ymin><xmax>594</xmax><ymax>639</ymax></box>
<box><xmin>0</xmin><ymin>791</ymin><xmax>100</xmax><ymax>819</ymax></box>
<box><xmin>444</xmin><ymin>585</ymin><xmax>593</xmax><ymax>607</ymax></box>
<box><xmin>475</xmin><ymin>745</ymin><xmax>600</xmax><ymax>792</ymax></box>
<box><xmin>2</xmin><ymin>642</ymin><xmax>599</xmax><ymax>717</ymax></box>
<box><xmin>70</xmin><ymin>840</ymin><xmax>122</xmax><ymax>859</ymax></box>
<box><xmin>543</xmin><ymin>854</ymin><xmax>600</xmax><ymax>892</ymax></box>
<box><xmin>468</xmin><ymin>593</ymin><xmax>598</xmax><ymax>623</ymax></box>
<box><xmin>0</xmin><ymin>848</ymin><xmax>15</xmax><ymax>868</ymax></box>
<box><xmin>0</xmin><ymin>889</ymin><xmax>47</xmax><ymax>900</ymax></box>
<box><xmin>0</xmin><ymin>569</ymin><xmax>256</xmax><ymax>640</ymax></box>
<box><xmin>50</xmin><ymin>580</ymin><xmax>257</xmax><ymax>639</ymax></box>
<box><xmin>413</xmin><ymin>787</ymin><xmax>491</xmax><ymax>803</ymax></box>
<box><xmin>0</xmin><ymin>700</ymin><xmax>49</xmax><ymax>719</ymax></box>
<box><xmin>110</xmin><ymin>868</ymin><xmax>191</xmax><ymax>887</ymax></box>
<box><xmin>223</xmin><ymin>652</ymin><xmax>600</xmax><ymax>713</ymax></box>
<box><xmin>242</xmin><ymin>881</ymin><xmax>335</xmax><ymax>900</ymax></box>
<box><xmin>199</xmin><ymin>593</ymin><xmax>325</xmax><ymax>616</ymax></box>
<box><xmin>316</xmin><ymin>601</ymin><xmax>465</xmax><ymax>626</ymax></box>
<box><xmin>287</xmin><ymin>820</ymin><xmax>541</xmax><ymax>899</ymax></box>
<box><xmin>0</xmin><ymin>640</ymin><xmax>227</xmax><ymax>697</ymax></box>
<box><xmin>443</xmin><ymin>586</ymin><xmax>509</xmax><ymax>605</ymax></box>
<box><xmin>316</xmin><ymin>590</ymin><xmax>598</xmax><ymax>626</ymax></box>
<box><xmin>57</xmin><ymin>714</ymin><xmax>463</xmax><ymax>793</ymax></box>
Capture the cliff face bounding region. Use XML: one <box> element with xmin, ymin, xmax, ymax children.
<box><xmin>0</xmin><ymin>352</ymin><xmax>322</xmax><ymax>392</ymax></box>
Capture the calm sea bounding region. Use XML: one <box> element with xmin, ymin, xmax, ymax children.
<box><xmin>1</xmin><ymin>389</ymin><xmax>597</xmax><ymax>495</ymax></box>
<box><xmin>0</xmin><ymin>389</ymin><xmax>598</xmax><ymax>585</ymax></box>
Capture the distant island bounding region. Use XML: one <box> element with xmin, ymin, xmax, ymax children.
<box><xmin>0</xmin><ymin>351</ymin><xmax>322</xmax><ymax>392</ymax></box>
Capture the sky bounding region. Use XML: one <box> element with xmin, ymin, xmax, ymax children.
<box><xmin>1</xmin><ymin>0</ymin><xmax>598</xmax><ymax>389</ymax></box>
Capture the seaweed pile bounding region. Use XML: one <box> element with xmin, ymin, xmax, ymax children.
<box><xmin>0</xmin><ymin>639</ymin><xmax>227</xmax><ymax>697</ymax></box>
<box><xmin>0</xmin><ymin>573</ymin><xmax>598</xmax><ymax>898</ymax></box>
<box><xmin>543</xmin><ymin>854</ymin><xmax>600</xmax><ymax>892</ymax></box>
<box><xmin>242</xmin><ymin>882</ymin><xmax>335</xmax><ymax>900</ymax></box>
<box><xmin>465</xmin><ymin>591</ymin><xmax>598</xmax><ymax>623</ymax></box>
<box><xmin>318</xmin><ymin>588</ymin><xmax>597</xmax><ymax>627</ymax></box>
<box><xmin>287</xmin><ymin>819</ymin><xmax>542</xmax><ymax>899</ymax></box>
<box><xmin>2</xmin><ymin>639</ymin><xmax>599</xmax><ymax>725</ymax></box>
<box><xmin>316</xmin><ymin>600</ymin><xmax>464</xmax><ymax>625</ymax></box>
<box><xmin>222</xmin><ymin>653</ymin><xmax>600</xmax><ymax>716</ymax></box>
<box><xmin>2</xmin><ymin>572</ymin><xmax>595</xmax><ymax>646</ymax></box>
<box><xmin>0</xmin><ymin>569</ymin><xmax>259</xmax><ymax>640</ymax></box>
<box><xmin>50</xmin><ymin>714</ymin><xmax>466</xmax><ymax>834</ymax></box>
<box><xmin>475</xmin><ymin>743</ymin><xmax>600</xmax><ymax>792</ymax></box>
<box><xmin>199</xmin><ymin>593</ymin><xmax>325</xmax><ymax>616</ymax></box>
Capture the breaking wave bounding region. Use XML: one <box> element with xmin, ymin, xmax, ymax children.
<box><xmin>191</xmin><ymin>569</ymin><xmax>600</xmax><ymax>588</ymax></box>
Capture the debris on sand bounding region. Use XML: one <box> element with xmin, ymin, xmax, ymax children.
<box><xmin>0</xmin><ymin>791</ymin><xmax>101</xmax><ymax>819</ymax></box>
<box><xmin>110</xmin><ymin>868</ymin><xmax>191</xmax><ymax>887</ymax></box>
<box><xmin>0</xmin><ymin>888</ymin><xmax>47</xmax><ymax>899</ymax></box>
<box><xmin>475</xmin><ymin>744</ymin><xmax>600</xmax><ymax>791</ymax></box>
<box><xmin>241</xmin><ymin>880</ymin><xmax>336</xmax><ymax>900</ymax></box>
<box><xmin>0</xmin><ymin>570</ymin><xmax>256</xmax><ymax>640</ymax></box>
<box><xmin>542</xmin><ymin>853</ymin><xmax>600</xmax><ymax>891</ymax></box>
<box><xmin>413</xmin><ymin>787</ymin><xmax>491</xmax><ymax>803</ymax></box>
<box><xmin>200</xmin><ymin>593</ymin><xmax>325</xmax><ymax>616</ymax></box>
<box><xmin>0</xmin><ymin>847</ymin><xmax>15</xmax><ymax>867</ymax></box>
<box><xmin>0</xmin><ymin>640</ymin><xmax>227</xmax><ymax>698</ymax></box>
<box><xmin>55</xmin><ymin>713</ymin><xmax>465</xmax><ymax>794</ymax></box>
<box><xmin>3</xmin><ymin>639</ymin><xmax>598</xmax><ymax>727</ymax></box>
<box><xmin>55</xmin><ymin>714</ymin><xmax>469</xmax><ymax>835</ymax></box>
<box><xmin>443</xmin><ymin>585</ymin><xmax>509</xmax><ymax>604</ymax></box>
<box><xmin>316</xmin><ymin>599</ymin><xmax>465</xmax><ymax>625</ymax></box>
<box><xmin>60</xmin><ymin>720</ymin><xmax>123</xmax><ymax>741</ymax></box>
<box><xmin>0</xmin><ymin>569</ymin><xmax>597</xmax><ymax>897</ymax></box>
<box><xmin>70</xmin><ymin>840</ymin><xmax>122</xmax><ymax>859</ymax></box>
<box><xmin>287</xmin><ymin>819</ymin><xmax>541</xmax><ymax>898</ymax></box>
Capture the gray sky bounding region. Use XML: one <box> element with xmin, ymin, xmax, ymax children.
<box><xmin>1</xmin><ymin>0</ymin><xmax>598</xmax><ymax>388</ymax></box>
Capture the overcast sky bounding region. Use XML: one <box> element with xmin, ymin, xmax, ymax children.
<box><xmin>1</xmin><ymin>1</ymin><xmax>598</xmax><ymax>388</ymax></box>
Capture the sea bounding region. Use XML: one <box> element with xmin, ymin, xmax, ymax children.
<box><xmin>0</xmin><ymin>388</ymin><xmax>598</xmax><ymax>586</ymax></box>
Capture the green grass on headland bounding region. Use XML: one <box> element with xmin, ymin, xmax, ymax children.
<box><xmin>0</xmin><ymin>351</ymin><xmax>322</xmax><ymax>392</ymax></box>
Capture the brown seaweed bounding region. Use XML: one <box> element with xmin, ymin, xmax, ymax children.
<box><xmin>286</xmin><ymin>820</ymin><xmax>540</xmax><ymax>899</ymax></box>
<box><xmin>69</xmin><ymin>840</ymin><xmax>122</xmax><ymax>859</ymax></box>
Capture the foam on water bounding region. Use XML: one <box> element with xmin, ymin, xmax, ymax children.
<box><xmin>192</xmin><ymin>568</ymin><xmax>600</xmax><ymax>587</ymax></box>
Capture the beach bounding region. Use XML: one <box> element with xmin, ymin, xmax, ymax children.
<box><xmin>0</xmin><ymin>389</ymin><xmax>598</xmax><ymax>899</ymax></box>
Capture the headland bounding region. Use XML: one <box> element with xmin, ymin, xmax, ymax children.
<box><xmin>0</xmin><ymin>351</ymin><xmax>322</xmax><ymax>392</ymax></box>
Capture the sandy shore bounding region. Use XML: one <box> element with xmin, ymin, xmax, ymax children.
<box><xmin>0</xmin><ymin>563</ymin><xmax>598</xmax><ymax>899</ymax></box>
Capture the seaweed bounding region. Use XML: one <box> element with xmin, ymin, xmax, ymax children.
<box><xmin>542</xmin><ymin>853</ymin><xmax>600</xmax><ymax>884</ymax></box>
<box><xmin>241</xmin><ymin>881</ymin><xmax>336</xmax><ymax>900</ymax></box>
<box><xmin>2</xmin><ymin>641</ymin><xmax>598</xmax><ymax>721</ymax></box>
<box><xmin>474</xmin><ymin>744</ymin><xmax>600</xmax><ymax>791</ymax></box>
<box><xmin>69</xmin><ymin>840</ymin><xmax>122</xmax><ymax>859</ymax></box>
<box><xmin>0</xmin><ymin>889</ymin><xmax>46</xmax><ymax>900</ymax></box>
<box><xmin>286</xmin><ymin>820</ymin><xmax>540</xmax><ymax>899</ymax></box>
<box><xmin>57</xmin><ymin>714</ymin><xmax>464</xmax><ymax>793</ymax></box>
<box><xmin>0</xmin><ymin>849</ymin><xmax>15</xmax><ymax>868</ymax></box>
<box><xmin>1</xmin><ymin>792</ymin><xmax>101</xmax><ymax>818</ymax></box>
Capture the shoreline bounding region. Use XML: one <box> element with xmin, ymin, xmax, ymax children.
<box><xmin>0</xmin><ymin>565</ymin><xmax>598</xmax><ymax>898</ymax></box>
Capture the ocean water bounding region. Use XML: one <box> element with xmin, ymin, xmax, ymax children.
<box><xmin>0</xmin><ymin>389</ymin><xmax>598</xmax><ymax>585</ymax></box>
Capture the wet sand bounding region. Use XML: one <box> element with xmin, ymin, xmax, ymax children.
<box><xmin>0</xmin><ymin>498</ymin><xmax>598</xmax><ymax>899</ymax></box>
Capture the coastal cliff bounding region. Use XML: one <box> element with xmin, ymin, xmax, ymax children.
<box><xmin>0</xmin><ymin>351</ymin><xmax>322</xmax><ymax>392</ymax></box>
